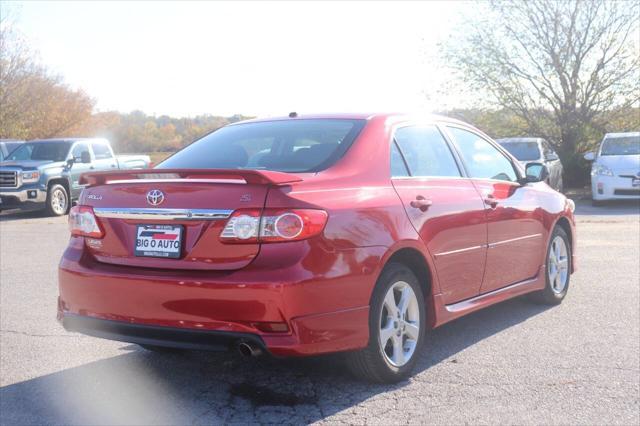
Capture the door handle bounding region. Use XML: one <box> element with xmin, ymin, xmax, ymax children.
<box><xmin>410</xmin><ymin>196</ymin><xmax>432</xmax><ymax>212</ymax></box>
<box><xmin>484</xmin><ymin>194</ymin><xmax>498</xmax><ymax>208</ymax></box>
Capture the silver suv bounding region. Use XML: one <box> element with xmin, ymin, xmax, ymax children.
<box><xmin>497</xmin><ymin>137</ymin><xmax>564</xmax><ymax>192</ymax></box>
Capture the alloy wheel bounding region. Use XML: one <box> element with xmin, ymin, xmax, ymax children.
<box><xmin>51</xmin><ymin>188</ymin><xmax>67</xmax><ymax>215</ymax></box>
<box><xmin>548</xmin><ymin>235</ymin><xmax>569</xmax><ymax>294</ymax></box>
<box><xmin>378</xmin><ymin>281</ymin><xmax>420</xmax><ymax>367</ymax></box>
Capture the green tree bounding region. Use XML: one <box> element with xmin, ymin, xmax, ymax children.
<box><xmin>0</xmin><ymin>18</ymin><xmax>94</xmax><ymax>139</ymax></box>
<box><xmin>443</xmin><ymin>0</ymin><xmax>640</xmax><ymax>185</ymax></box>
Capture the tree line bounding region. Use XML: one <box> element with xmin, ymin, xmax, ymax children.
<box><xmin>1</xmin><ymin>0</ymin><xmax>638</xmax><ymax>186</ymax></box>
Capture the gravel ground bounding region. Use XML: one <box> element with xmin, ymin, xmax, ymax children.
<box><xmin>0</xmin><ymin>200</ymin><xmax>638</xmax><ymax>425</ymax></box>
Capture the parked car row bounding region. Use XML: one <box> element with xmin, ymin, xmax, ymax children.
<box><xmin>2</xmin><ymin>132</ymin><xmax>637</xmax><ymax>216</ymax></box>
<box><xmin>0</xmin><ymin>138</ymin><xmax>150</xmax><ymax>216</ymax></box>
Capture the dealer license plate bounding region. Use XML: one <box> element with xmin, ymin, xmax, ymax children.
<box><xmin>135</xmin><ymin>225</ymin><xmax>183</xmax><ymax>258</ymax></box>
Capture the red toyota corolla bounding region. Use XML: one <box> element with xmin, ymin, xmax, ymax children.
<box><xmin>58</xmin><ymin>113</ymin><xmax>576</xmax><ymax>382</ymax></box>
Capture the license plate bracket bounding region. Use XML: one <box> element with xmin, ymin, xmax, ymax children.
<box><xmin>134</xmin><ymin>224</ymin><xmax>183</xmax><ymax>258</ymax></box>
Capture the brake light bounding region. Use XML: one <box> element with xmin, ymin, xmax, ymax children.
<box><xmin>69</xmin><ymin>206</ymin><xmax>104</xmax><ymax>238</ymax></box>
<box><xmin>220</xmin><ymin>209</ymin><xmax>327</xmax><ymax>243</ymax></box>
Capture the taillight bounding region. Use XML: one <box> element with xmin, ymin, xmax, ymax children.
<box><xmin>68</xmin><ymin>206</ymin><xmax>104</xmax><ymax>238</ymax></box>
<box><xmin>220</xmin><ymin>209</ymin><xmax>328</xmax><ymax>243</ymax></box>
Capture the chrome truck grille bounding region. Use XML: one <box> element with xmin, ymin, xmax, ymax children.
<box><xmin>0</xmin><ymin>171</ymin><xmax>18</xmax><ymax>188</ymax></box>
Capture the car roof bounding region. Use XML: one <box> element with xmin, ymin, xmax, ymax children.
<box><xmin>495</xmin><ymin>137</ymin><xmax>543</xmax><ymax>143</ymax></box>
<box><xmin>230</xmin><ymin>112</ymin><xmax>471</xmax><ymax>127</ymax></box>
<box><xmin>27</xmin><ymin>138</ymin><xmax>108</xmax><ymax>143</ymax></box>
<box><xmin>603</xmin><ymin>132</ymin><xmax>640</xmax><ymax>138</ymax></box>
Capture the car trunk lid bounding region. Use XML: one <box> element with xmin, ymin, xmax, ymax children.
<box><xmin>78</xmin><ymin>169</ymin><xmax>302</xmax><ymax>271</ymax></box>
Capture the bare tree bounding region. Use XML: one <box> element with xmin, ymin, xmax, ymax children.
<box><xmin>0</xmin><ymin>17</ymin><xmax>94</xmax><ymax>139</ymax></box>
<box><xmin>443</xmin><ymin>0</ymin><xmax>640</xmax><ymax>183</ymax></box>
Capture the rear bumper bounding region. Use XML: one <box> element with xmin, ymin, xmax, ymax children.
<box><xmin>61</xmin><ymin>313</ymin><xmax>266</xmax><ymax>352</ymax></box>
<box><xmin>58</xmin><ymin>237</ymin><xmax>381</xmax><ymax>356</ymax></box>
<box><xmin>0</xmin><ymin>186</ymin><xmax>47</xmax><ymax>210</ymax></box>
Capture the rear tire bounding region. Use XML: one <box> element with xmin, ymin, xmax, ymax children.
<box><xmin>346</xmin><ymin>263</ymin><xmax>426</xmax><ymax>383</ymax></box>
<box><xmin>45</xmin><ymin>184</ymin><xmax>69</xmax><ymax>216</ymax></box>
<box><xmin>528</xmin><ymin>226</ymin><xmax>571</xmax><ymax>305</ymax></box>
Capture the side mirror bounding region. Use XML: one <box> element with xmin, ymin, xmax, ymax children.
<box><xmin>66</xmin><ymin>158</ymin><xmax>75</xmax><ymax>168</ymax></box>
<box><xmin>583</xmin><ymin>152</ymin><xmax>595</xmax><ymax>161</ymax></box>
<box><xmin>80</xmin><ymin>151</ymin><xmax>92</xmax><ymax>164</ymax></box>
<box><xmin>523</xmin><ymin>162</ymin><xmax>549</xmax><ymax>183</ymax></box>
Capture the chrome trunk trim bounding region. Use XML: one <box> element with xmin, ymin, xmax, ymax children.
<box><xmin>93</xmin><ymin>207</ymin><xmax>233</xmax><ymax>221</ymax></box>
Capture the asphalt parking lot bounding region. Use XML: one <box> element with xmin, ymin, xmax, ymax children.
<box><xmin>1</xmin><ymin>200</ymin><xmax>639</xmax><ymax>425</ymax></box>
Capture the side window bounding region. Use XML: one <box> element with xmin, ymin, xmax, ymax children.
<box><xmin>71</xmin><ymin>143</ymin><xmax>90</xmax><ymax>160</ymax></box>
<box><xmin>390</xmin><ymin>142</ymin><xmax>410</xmax><ymax>177</ymax></box>
<box><xmin>393</xmin><ymin>126</ymin><xmax>461</xmax><ymax>177</ymax></box>
<box><xmin>91</xmin><ymin>142</ymin><xmax>113</xmax><ymax>160</ymax></box>
<box><xmin>447</xmin><ymin>127</ymin><xmax>518</xmax><ymax>182</ymax></box>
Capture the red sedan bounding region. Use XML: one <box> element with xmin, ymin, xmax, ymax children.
<box><xmin>58</xmin><ymin>113</ymin><xmax>576</xmax><ymax>382</ymax></box>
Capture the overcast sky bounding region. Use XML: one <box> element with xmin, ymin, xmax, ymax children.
<box><xmin>9</xmin><ymin>1</ymin><xmax>472</xmax><ymax>118</ymax></box>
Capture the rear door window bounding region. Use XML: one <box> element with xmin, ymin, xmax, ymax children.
<box><xmin>393</xmin><ymin>125</ymin><xmax>461</xmax><ymax>177</ymax></box>
<box><xmin>158</xmin><ymin>119</ymin><xmax>366</xmax><ymax>173</ymax></box>
<box><xmin>390</xmin><ymin>142</ymin><xmax>410</xmax><ymax>177</ymax></box>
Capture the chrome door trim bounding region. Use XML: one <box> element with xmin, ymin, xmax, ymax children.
<box><xmin>488</xmin><ymin>233</ymin><xmax>542</xmax><ymax>248</ymax></box>
<box><xmin>445</xmin><ymin>276</ymin><xmax>538</xmax><ymax>313</ymax></box>
<box><xmin>93</xmin><ymin>207</ymin><xmax>233</xmax><ymax>221</ymax></box>
<box><xmin>434</xmin><ymin>245</ymin><xmax>485</xmax><ymax>258</ymax></box>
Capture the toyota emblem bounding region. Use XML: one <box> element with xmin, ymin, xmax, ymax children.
<box><xmin>146</xmin><ymin>189</ymin><xmax>165</xmax><ymax>206</ymax></box>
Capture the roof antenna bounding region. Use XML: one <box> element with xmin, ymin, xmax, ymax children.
<box><xmin>288</xmin><ymin>111</ymin><xmax>298</xmax><ymax>118</ymax></box>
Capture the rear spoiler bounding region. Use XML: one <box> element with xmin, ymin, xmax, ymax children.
<box><xmin>79</xmin><ymin>169</ymin><xmax>303</xmax><ymax>187</ymax></box>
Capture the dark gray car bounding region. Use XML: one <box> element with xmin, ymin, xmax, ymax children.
<box><xmin>497</xmin><ymin>137</ymin><xmax>564</xmax><ymax>192</ymax></box>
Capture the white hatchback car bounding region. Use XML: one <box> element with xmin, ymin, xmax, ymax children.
<box><xmin>584</xmin><ymin>132</ymin><xmax>640</xmax><ymax>206</ymax></box>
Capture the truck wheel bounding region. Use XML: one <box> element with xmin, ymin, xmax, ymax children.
<box><xmin>46</xmin><ymin>184</ymin><xmax>69</xmax><ymax>216</ymax></box>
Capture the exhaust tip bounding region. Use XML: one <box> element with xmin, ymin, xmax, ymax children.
<box><xmin>237</xmin><ymin>341</ymin><xmax>263</xmax><ymax>357</ymax></box>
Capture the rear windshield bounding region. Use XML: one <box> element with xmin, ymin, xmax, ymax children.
<box><xmin>6</xmin><ymin>142</ymin><xmax>71</xmax><ymax>162</ymax></box>
<box><xmin>601</xmin><ymin>136</ymin><xmax>640</xmax><ymax>156</ymax></box>
<box><xmin>157</xmin><ymin>119</ymin><xmax>366</xmax><ymax>173</ymax></box>
<box><xmin>498</xmin><ymin>141</ymin><xmax>541</xmax><ymax>161</ymax></box>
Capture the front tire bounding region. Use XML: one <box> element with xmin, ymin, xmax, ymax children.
<box><xmin>346</xmin><ymin>263</ymin><xmax>426</xmax><ymax>383</ymax></box>
<box><xmin>529</xmin><ymin>226</ymin><xmax>571</xmax><ymax>305</ymax></box>
<box><xmin>45</xmin><ymin>184</ymin><xmax>69</xmax><ymax>216</ymax></box>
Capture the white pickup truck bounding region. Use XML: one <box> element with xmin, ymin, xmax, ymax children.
<box><xmin>0</xmin><ymin>138</ymin><xmax>150</xmax><ymax>216</ymax></box>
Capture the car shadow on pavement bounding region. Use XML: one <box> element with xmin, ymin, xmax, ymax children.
<box><xmin>0</xmin><ymin>297</ymin><xmax>551</xmax><ymax>425</ymax></box>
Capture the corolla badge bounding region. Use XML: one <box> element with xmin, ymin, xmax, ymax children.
<box><xmin>146</xmin><ymin>189</ymin><xmax>165</xmax><ymax>206</ymax></box>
